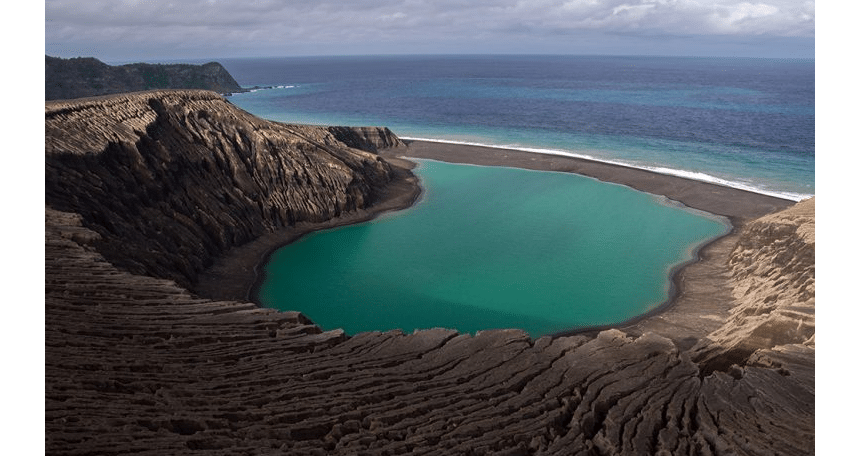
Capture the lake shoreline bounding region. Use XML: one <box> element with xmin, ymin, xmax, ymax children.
<box><xmin>392</xmin><ymin>140</ymin><xmax>795</xmax><ymax>224</ymax></box>
<box><xmin>193</xmin><ymin>153</ymin><xmax>423</xmax><ymax>307</ymax></box>
<box><xmin>195</xmin><ymin>139</ymin><xmax>797</xmax><ymax>344</ymax></box>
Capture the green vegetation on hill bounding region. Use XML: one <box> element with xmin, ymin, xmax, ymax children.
<box><xmin>45</xmin><ymin>55</ymin><xmax>243</xmax><ymax>100</ymax></box>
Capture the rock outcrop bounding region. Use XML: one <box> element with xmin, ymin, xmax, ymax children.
<box><xmin>46</xmin><ymin>90</ymin><xmax>393</xmax><ymax>288</ymax></box>
<box><xmin>692</xmin><ymin>198</ymin><xmax>815</xmax><ymax>373</ymax></box>
<box><xmin>45</xmin><ymin>56</ymin><xmax>244</xmax><ymax>100</ymax></box>
<box><xmin>327</xmin><ymin>126</ymin><xmax>407</xmax><ymax>152</ymax></box>
<box><xmin>45</xmin><ymin>91</ymin><xmax>814</xmax><ymax>455</ymax></box>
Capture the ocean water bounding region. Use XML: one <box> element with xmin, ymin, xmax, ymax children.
<box><xmin>225</xmin><ymin>55</ymin><xmax>811</xmax><ymax>337</ymax></box>
<box><xmin>222</xmin><ymin>55</ymin><xmax>814</xmax><ymax>200</ymax></box>
<box><xmin>259</xmin><ymin>160</ymin><xmax>729</xmax><ymax>337</ymax></box>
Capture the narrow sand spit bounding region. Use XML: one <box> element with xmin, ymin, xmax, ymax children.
<box><xmin>197</xmin><ymin>139</ymin><xmax>795</xmax><ymax>345</ymax></box>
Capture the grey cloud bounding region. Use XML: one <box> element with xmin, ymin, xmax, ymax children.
<box><xmin>45</xmin><ymin>0</ymin><xmax>814</xmax><ymax>59</ymax></box>
<box><xmin>46</xmin><ymin>0</ymin><xmax>813</xmax><ymax>33</ymax></box>
<box><xmin>480</xmin><ymin>0</ymin><xmax>814</xmax><ymax>36</ymax></box>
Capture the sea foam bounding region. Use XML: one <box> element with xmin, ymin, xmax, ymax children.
<box><xmin>400</xmin><ymin>136</ymin><xmax>811</xmax><ymax>202</ymax></box>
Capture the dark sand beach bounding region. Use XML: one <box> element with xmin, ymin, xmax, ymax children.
<box><xmin>394</xmin><ymin>140</ymin><xmax>795</xmax><ymax>223</ymax></box>
<box><xmin>195</xmin><ymin>139</ymin><xmax>796</xmax><ymax>345</ymax></box>
<box><xmin>45</xmin><ymin>91</ymin><xmax>814</xmax><ymax>455</ymax></box>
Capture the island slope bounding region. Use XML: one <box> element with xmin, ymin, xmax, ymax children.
<box><xmin>45</xmin><ymin>90</ymin><xmax>814</xmax><ymax>455</ymax></box>
<box><xmin>46</xmin><ymin>55</ymin><xmax>245</xmax><ymax>100</ymax></box>
<box><xmin>46</xmin><ymin>90</ymin><xmax>403</xmax><ymax>288</ymax></box>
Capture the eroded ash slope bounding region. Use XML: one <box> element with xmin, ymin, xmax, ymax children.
<box><xmin>45</xmin><ymin>91</ymin><xmax>814</xmax><ymax>455</ymax></box>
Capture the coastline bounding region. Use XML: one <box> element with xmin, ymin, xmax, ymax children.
<box><xmin>391</xmin><ymin>140</ymin><xmax>796</xmax><ymax>224</ymax></box>
<box><xmin>195</xmin><ymin>139</ymin><xmax>798</xmax><ymax>343</ymax></box>
<box><xmin>400</xmin><ymin>137</ymin><xmax>811</xmax><ymax>202</ymax></box>
<box><xmin>45</xmin><ymin>89</ymin><xmax>814</xmax><ymax>454</ymax></box>
<box><xmin>193</xmin><ymin>154</ymin><xmax>422</xmax><ymax>304</ymax></box>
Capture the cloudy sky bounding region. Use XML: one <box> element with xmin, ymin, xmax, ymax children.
<box><xmin>45</xmin><ymin>0</ymin><xmax>815</xmax><ymax>61</ymax></box>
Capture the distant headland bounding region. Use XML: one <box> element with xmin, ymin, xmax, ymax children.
<box><xmin>45</xmin><ymin>55</ymin><xmax>257</xmax><ymax>100</ymax></box>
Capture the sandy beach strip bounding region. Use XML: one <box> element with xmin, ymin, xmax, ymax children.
<box><xmin>196</xmin><ymin>138</ymin><xmax>799</xmax><ymax>344</ymax></box>
<box><xmin>388</xmin><ymin>139</ymin><xmax>795</xmax><ymax>224</ymax></box>
<box><xmin>383</xmin><ymin>139</ymin><xmax>798</xmax><ymax>343</ymax></box>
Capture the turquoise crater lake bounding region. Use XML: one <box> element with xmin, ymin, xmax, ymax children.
<box><xmin>259</xmin><ymin>160</ymin><xmax>729</xmax><ymax>338</ymax></box>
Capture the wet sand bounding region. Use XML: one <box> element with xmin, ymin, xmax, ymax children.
<box><xmin>195</xmin><ymin>139</ymin><xmax>797</xmax><ymax>345</ymax></box>
<box><xmin>392</xmin><ymin>140</ymin><xmax>794</xmax><ymax>224</ymax></box>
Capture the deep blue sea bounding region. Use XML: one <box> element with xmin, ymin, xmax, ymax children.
<box><xmin>221</xmin><ymin>55</ymin><xmax>814</xmax><ymax>200</ymax></box>
<box><xmin>219</xmin><ymin>55</ymin><xmax>813</xmax><ymax>336</ymax></box>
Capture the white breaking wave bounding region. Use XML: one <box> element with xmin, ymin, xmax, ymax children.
<box><xmin>400</xmin><ymin>136</ymin><xmax>812</xmax><ymax>202</ymax></box>
<box><xmin>642</xmin><ymin>167</ymin><xmax>809</xmax><ymax>202</ymax></box>
<box><xmin>231</xmin><ymin>85</ymin><xmax>298</xmax><ymax>95</ymax></box>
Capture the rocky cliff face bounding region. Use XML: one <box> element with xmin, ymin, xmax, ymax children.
<box><xmin>45</xmin><ymin>56</ymin><xmax>244</xmax><ymax>100</ymax></box>
<box><xmin>45</xmin><ymin>92</ymin><xmax>814</xmax><ymax>455</ymax></box>
<box><xmin>693</xmin><ymin>198</ymin><xmax>815</xmax><ymax>372</ymax></box>
<box><xmin>46</xmin><ymin>90</ymin><xmax>394</xmax><ymax>287</ymax></box>
<box><xmin>327</xmin><ymin>126</ymin><xmax>407</xmax><ymax>151</ymax></box>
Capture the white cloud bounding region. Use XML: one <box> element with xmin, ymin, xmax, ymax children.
<box><xmin>509</xmin><ymin>0</ymin><xmax>814</xmax><ymax>36</ymax></box>
<box><xmin>44</xmin><ymin>0</ymin><xmax>814</xmax><ymax>59</ymax></box>
<box><xmin>378</xmin><ymin>12</ymin><xmax>408</xmax><ymax>22</ymax></box>
<box><xmin>45</xmin><ymin>0</ymin><xmax>814</xmax><ymax>34</ymax></box>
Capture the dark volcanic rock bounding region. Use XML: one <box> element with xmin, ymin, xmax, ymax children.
<box><xmin>46</xmin><ymin>90</ymin><xmax>393</xmax><ymax>287</ymax></box>
<box><xmin>328</xmin><ymin>126</ymin><xmax>407</xmax><ymax>152</ymax></box>
<box><xmin>45</xmin><ymin>55</ymin><xmax>243</xmax><ymax>100</ymax></box>
<box><xmin>45</xmin><ymin>91</ymin><xmax>814</xmax><ymax>455</ymax></box>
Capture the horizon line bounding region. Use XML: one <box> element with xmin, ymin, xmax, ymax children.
<box><xmin>45</xmin><ymin>52</ymin><xmax>815</xmax><ymax>66</ymax></box>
